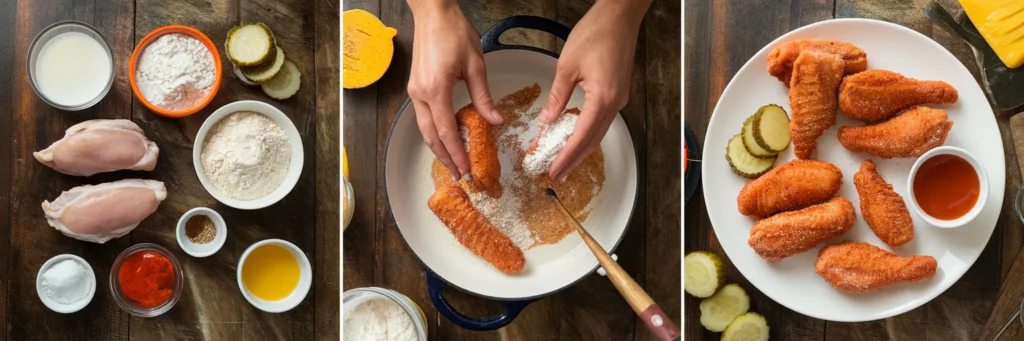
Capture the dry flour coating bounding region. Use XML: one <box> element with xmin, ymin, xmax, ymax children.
<box><xmin>200</xmin><ymin>111</ymin><xmax>291</xmax><ymax>200</ymax></box>
<box><xmin>344</xmin><ymin>297</ymin><xmax>417</xmax><ymax>341</ymax></box>
<box><xmin>135</xmin><ymin>33</ymin><xmax>215</xmax><ymax>111</ymax></box>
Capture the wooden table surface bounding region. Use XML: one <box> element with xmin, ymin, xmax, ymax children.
<box><xmin>342</xmin><ymin>0</ymin><xmax>680</xmax><ymax>339</ymax></box>
<box><xmin>0</xmin><ymin>0</ymin><xmax>340</xmax><ymax>340</ymax></box>
<box><xmin>684</xmin><ymin>0</ymin><xmax>1023</xmax><ymax>340</ymax></box>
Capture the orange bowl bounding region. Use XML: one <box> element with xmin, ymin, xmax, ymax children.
<box><xmin>129</xmin><ymin>25</ymin><xmax>222</xmax><ymax>118</ymax></box>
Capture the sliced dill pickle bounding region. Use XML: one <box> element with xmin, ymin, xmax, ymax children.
<box><xmin>241</xmin><ymin>47</ymin><xmax>285</xmax><ymax>83</ymax></box>
<box><xmin>261</xmin><ymin>60</ymin><xmax>301</xmax><ymax>100</ymax></box>
<box><xmin>226</xmin><ymin>23</ymin><xmax>276</xmax><ymax>66</ymax></box>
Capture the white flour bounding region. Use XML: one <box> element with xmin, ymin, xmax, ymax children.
<box><xmin>523</xmin><ymin>113</ymin><xmax>578</xmax><ymax>176</ymax></box>
<box><xmin>344</xmin><ymin>297</ymin><xmax>417</xmax><ymax>341</ymax></box>
<box><xmin>465</xmin><ymin>142</ymin><xmax>534</xmax><ymax>249</ymax></box>
<box><xmin>200</xmin><ymin>111</ymin><xmax>291</xmax><ymax>200</ymax></box>
<box><xmin>135</xmin><ymin>33</ymin><xmax>215</xmax><ymax>111</ymax></box>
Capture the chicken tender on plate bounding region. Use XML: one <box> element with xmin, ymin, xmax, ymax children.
<box><xmin>838</xmin><ymin>106</ymin><xmax>953</xmax><ymax>158</ymax></box>
<box><xmin>737</xmin><ymin>159</ymin><xmax>843</xmax><ymax>219</ymax></box>
<box><xmin>815</xmin><ymin>241</ymin><xmax>937</xmax><ymax>294</ymax></box>
<box><xmin>839</xmin><ymin>70</ymin><xmax>958</xmax><ymax>122</ymax></box>
<box><xmin>789</xmin><ymin>50</ymin><xmax>846</xmax><ymax>159</ymax></box>
<box><xmin>748</xmin><ymin>197</ymin><xmax>856</xmax><ymax>261</ymax></box>
<box><xmin>854</xmin><ymin>160</ymin><xmax>914</xmax><ymax>247</ymax></box>
<box><xmin>428</xmin><ymin>184</ymin><xmax>525</xmax><ymax>274</ymax></box>
<box><xmin>767</xmin><ymin>38</ymin><xmax>868</xmax><ymax>86</ymax></box>
<box><xmin>456</xmin><ymin>106</ymin><xmax>502</xmax><ymax>198</ymax></box>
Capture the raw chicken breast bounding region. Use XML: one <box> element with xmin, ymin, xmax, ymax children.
<box><xmin>34</xmin><ymin>119</ymin><xmax>159</xmax><ymax>176</ymax></box>
<box><xmin>42</xmin><ymin>179</ymin><xmax>167</xmax><ymax>244</ymax></box>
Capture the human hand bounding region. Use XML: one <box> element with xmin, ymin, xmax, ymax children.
<box><xmin>407</xmin><ymin>0</ymin><xmax>502</xmax><ymax>181</ymax></box>
<box><xmin>538</xmin><ymin>0</ymin><xmax>650</xmax><ymax>180</ymax></box>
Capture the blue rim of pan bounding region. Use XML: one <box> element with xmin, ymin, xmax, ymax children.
<box><xmin>684</xmin><ymin>123</ymin><xmax>701</xmax><ymax>206</ymax></box>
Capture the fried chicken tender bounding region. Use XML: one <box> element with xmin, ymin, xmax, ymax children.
<box><xmin>428</xmin><ymin>185</ymin><xmax>525</xmax><ymax>274</ymax></box>
<box><xmin>748</xmin><ymin>197</ymin><xmax>856</xmax><ymax>261</ymax></box>
<box><xmin>815</xmin><ymin>241</ymin><xmax>937</xmax><ymax>294</ymax></box>
<box><xmin>767</xmin><ymin>39</ymin><xmax>868</xmax><ymax>86</ymax></box>
<box><xmin>854</xmin><ymin>160</ymin><xmax>914</xmax><ymax>246</ymax></box>
<box><xmin>837</xmin><ymin>107</ymin><xmax>953</xmax><ymax>158</ymax></box>
<box><xmin>839</xmin><ymin>70</ymin><xmax>958</xmax><ymax>122</ymax></box>
<box><xmin>456</xmin><ymin>106</ymin><xmax>502</xmax><ymax>198</ymax></box>
<box><xmin>789</xmin><ymin>51</ymin><xmax>845</xmax><ymax>159</ymax></box>
<box><xmin>737</xmin><ymin>159</ymin><xmax>843</xmax><ymax>219</ymax></box>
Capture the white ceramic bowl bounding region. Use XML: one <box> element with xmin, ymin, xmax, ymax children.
<box><xmin>176</xmin><ymin>207</ymin><xmax>227</xmax><ymax>257</ymax></box>
<box><xmin>36</xmin><ymin>254</ymin><xmax>95</xmax><ymax>314</ymax></box>
<box><xmin>906</xmin><ymin>146</ymin><xmax>989</xmax><ymax>229</ymax></box>
<box><xmin>193</xmin><ymin>100</ymin><xmax>304</xmax><ymax>210</ymax></box>
<box><xmin>237</xmin><ymin>239</ymin><xmax>312</xmax><ymax>313</ymax></box>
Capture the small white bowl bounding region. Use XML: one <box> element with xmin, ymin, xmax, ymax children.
<box><xmin>193</xmin><ymin>100</ymin><xmax>304</xmax><ymax>210</ymax></box>
<box><xmin>36</xmin><ymin>254</ymin><xmax>95</xmax><ymax>314</ymax></box>
<box><xmin>176</xmin><ymin>207</ymin><xmax>227</xmax><ymax>258</ymax></box>
<box><xmin>237</xmin><ymin>239</ymin><xmax>312</xmax><ymax>313</ymax></box>
<box><xmin>906</xmin><ymin>146</ymin><xmax>989</xmax><ymax>228</ymax></box>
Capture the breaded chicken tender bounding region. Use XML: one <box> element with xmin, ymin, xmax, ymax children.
<box><xmin>748</xmin><ymin>197</ymin><xmax>856</xmax><ymax>261</ymax></box>
<box><xmin>839</xmin><ymin>70</ymin><xmax>958</xmax><ymax>122</ymax></box>
<box><xmin>854</xmin><ymin>160</ymin><xmax>914</xmax><ymax>246</ymax></box>
<box><xmin>789</xmin><ymin>51</ymin><xmax>845</xmax><ymax>159</ymax></box>
<box><xmin>767</xmin><ymin>39</ymin><xmax>868</xmax><ymax>86</ymax></box>
<box><xmin>428</xmin><ymin>185</ymin><xmax>525</xmax><ymax>274</ymax></box>
<box><xmin>737</xmin><ymin>159</ymin><xmax>843</xmax><ymax>219</ymax></box>
<box><xmin>838</xmin><ymin>107</ymin><xmax>953</xmax><ymax>158</ymax></box>
<box><xmin>815</xmin><ymin>241</ymin><xmax>937</xmax><ymax>294</ymax></box>
<box><xmin>456</xmin><ymin>106</ymin><xmax>502</xmax><ymax>197</ymax></box>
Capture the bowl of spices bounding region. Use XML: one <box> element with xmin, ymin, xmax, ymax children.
<box><xmin>110</xmin><ymin>243</ymin><xmax>184</xmax><ymax>317</ymax></box>
<box><xmin>176</xmin><ymin>207</ymin><xmax>227</xmax><ymax>258</ymax></box>
<box><xmin>36</xmin><ymin>254</ymin><xmax>96</xmax><ymax>314</ymax></box>
<box><xmin>130</xmin><ymin>25</ymin><xmax>222</xmax><ymax>117</ymax></box>
<box><xmin>343</xmin><ymin>287</ymin><xmax>428</xmax><ymax>341</ymax></box>
<box><xmin>28</xmin><ymin>21</ymin><xmax>114</xmax><ymax>111</ymax></box>
<box><xmin>237</xmin><ymin>239</ymin><xmax>312</xmax><ymax>313</ymax></box>
<box><xmin>193</xmin><ymin>100</ymin><xmax>304</xmax><ymax>210</ymax></box>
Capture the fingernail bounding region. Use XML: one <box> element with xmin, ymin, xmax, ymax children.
<box><xmin>451</xmin><ymin>174</ymin><xmax>459</xmax><ymax>181</ymax></box>
<box><xmin>490</xmin><ymin>110</ymin><xmax>503</xmax><ymax>123</ymax></box>
<box><xmin>538</xmin><ymin>109</ymin><xmax>549</xmax><ymax>121</ymax></box>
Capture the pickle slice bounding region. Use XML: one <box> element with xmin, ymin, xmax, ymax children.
<box><xmin>753</xmin><ymin>104</ymin><xmax>791</xmax><ymax>152</ymax></box>
<box><xmin>233</xmin><ymin>64</ymin><xmax>259</xmax><ymax>86</ymax></box>
<box><xmin>261</xmin><ymin>59</ymin><xmax>301</xmax><ymax>100</ymax></box>
<box><xmin>226</xmin><ymin>23</ymin><xmax>277</xmax><ymax>66</ymax></box>
<box><xmin>726</xmin><ymin>134</ymin><xmax>775</xmax><ymax>179</ymax></box>
<box><xmin>242</xmin><ymin>47</ymin><xmax>285</xmax><ymax>83</ymax></box>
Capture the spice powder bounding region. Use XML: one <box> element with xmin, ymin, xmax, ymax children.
<box><xmin>185</xmin><ymin>215</ymin><xmax>216</xmax><ymax>244</ymax></box>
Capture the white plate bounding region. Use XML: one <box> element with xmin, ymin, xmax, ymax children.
<box><xmin>384</xmin><ymin>49</ymin><xmax>638</xmax><ymax>300</ymax></box>
<box><xmin>701</xmin><ymin>19</ymin><xmax>1004</xmax><ymax>322</ymax></box>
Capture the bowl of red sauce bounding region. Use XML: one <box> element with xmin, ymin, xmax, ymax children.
<box><xmin>110</xmin><ymin>243</ymin><xmax>184</xmax><ymax>317</ymax></box>
<box><xmin>907</xmin><ymin>146</ymin><xmax>989</xmax><ymax>228</ymax></box>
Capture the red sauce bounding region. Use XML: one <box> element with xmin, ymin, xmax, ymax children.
<box><xmin>912</xmin><ymin>154</ymin><xmax>980</xmax><ymax>220</ymax></box>
<box><xmin>118</xmin><ymin>251</ymin><xmax>175</xmax><ymax>308</ymax></box>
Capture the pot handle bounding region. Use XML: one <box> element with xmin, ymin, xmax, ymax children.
<box><xmin>425</xmin><ymin>270</ymin><xmax>535</xmax><ymax>331</ymax></box>
<box><xmin>480</xmin><ymin>15</ymin><xmax>571</xmax><ymax>54</ymax></box>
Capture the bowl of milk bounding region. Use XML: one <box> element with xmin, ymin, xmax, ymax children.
<box><xmin>28</xmin><ymin>21</ymin><xmax>114</xmax><ymax>111</ymax></box>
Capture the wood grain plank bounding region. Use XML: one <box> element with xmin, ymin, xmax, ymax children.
<box><xmin>0</xmin><ymin>0</ymin><xmax>14</xmax><ymax>336</ymax></box>
<box><xmin>827</xmin><ymin>1</ymin><xmax>998</xmax><ymax>339</ymax></box>
<box><xmin>315</xmin><ymin>0</ymin><xmax>341</xmax><ymax>340</ymax></box>
<box><xmin>637</xmin><ymin>0</ymin><xmax>681</xmax><ymax>340</ymax></box>
<box><xmin>341</xmin><ymin>0</ymin><xmax>379</xmax><ymax>291</ymax></box>
<box><xmin>8</xmin><ymin>0</ymin><xmax>133</xmax><ymax>339</ymax></box>
<box><xmin>684</xmin><ymin>1</ymin><xmax>833</xmax><ymax>340</ymax></box>
<box><xmin>375</xmin><ymin>1</ymin><xmax>440</xmax><ymax>341</ymax></box>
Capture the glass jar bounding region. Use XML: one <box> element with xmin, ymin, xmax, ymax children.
<box><xmin>343</xmin><ymin>287</ymin><xmax>428</xmax><ymax>340</ymax></box>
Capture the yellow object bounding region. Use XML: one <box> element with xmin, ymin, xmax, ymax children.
<box><xmin>342</xmin><ymin>146</ymin><xmax>349</xmax><ymax>179</ymax></box>
<box><xmin>242</xmin><ymin>244</ymin><xmax>300</xmax><ymax>301</ymax></box>
<box><xmin>343</xmin><ymin>9</ymin><xmax>397</xmax><ymax>88</ymax></box>
<box><xmin>960</xmin><ymin>0</ymin><xmax>1024</xmax><ymax>68</ymax></box>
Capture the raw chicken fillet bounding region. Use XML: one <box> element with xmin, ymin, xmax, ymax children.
<box><xmin>42</xmin><ymin>179</ymin><xmax>167</xmax><ymax>244</ymax></box>
<box><xmin>34</xmin><ymin>119</ymin><xmax>159</xmax><ymax>176</ymax></box>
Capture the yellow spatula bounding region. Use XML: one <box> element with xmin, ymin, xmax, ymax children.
<box><xmin>960</xmin><ymin>0</ymin><xmax>1024</xmax><ymax>68</ymax></box>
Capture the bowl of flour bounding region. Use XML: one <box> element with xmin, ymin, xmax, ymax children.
<box><xmin>194</xmin><ymin>100</ymin><xmax>303</xmax><ymax>210</ymax></box>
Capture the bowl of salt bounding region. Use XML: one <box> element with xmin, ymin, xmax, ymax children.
<box><xmin>36</xmin><ymin>254</ymin><xmax>96</xmax><ymax>314</ymax></box>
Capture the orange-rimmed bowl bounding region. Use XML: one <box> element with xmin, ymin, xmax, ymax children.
<box><xmin>129</xmin><ymin>25</ymin><xmax>221</xmax><ymax>118</ymax></box>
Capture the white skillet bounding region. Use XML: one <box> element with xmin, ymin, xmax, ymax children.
<box><xmin>384</xmin><ymin>16</ymin><xmax>639</xmax><ymax>330</ymax></box>
<box><xmin>701</xmin><ymin>19</ymin><xmax>1004</xmax><ymax>322</ymax></box>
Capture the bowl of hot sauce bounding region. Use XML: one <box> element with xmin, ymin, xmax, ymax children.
<box><xmin>109</xmin><ymin>243</ymin><xmax>184</xmax><ymax>317</ymax></box>
<box><xmin>907</xmin><ymin>146</ymin><xmax>989</xmax><ymax>228</ymax></box>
